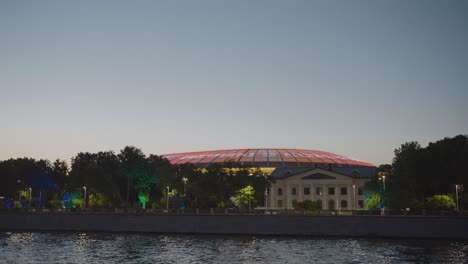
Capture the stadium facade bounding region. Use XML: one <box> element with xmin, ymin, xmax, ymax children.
<box><xmin>163</xmin><ymin>149</ymin><xmax>376</xmax><ymax>210</ymax></box>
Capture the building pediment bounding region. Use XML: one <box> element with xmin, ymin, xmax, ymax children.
<box><xmin>301</xmin><ymin>173</ymin><xmax>336</xmax><ymax>180</ymax></box>
<box><xmin>284</xmin><ymin>168</ymin><xmax>353</xmax><ymax>181</ymax></box>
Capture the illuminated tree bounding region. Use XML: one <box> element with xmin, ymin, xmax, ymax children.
<box><xmin>138</xmin><ymin>192</ymin><xmax>150</xmax><ymax>209</ymax></box>
<box><xmin>89</xmin><ymin>192</ymin><xmax>109</xmax><ymax>208</ymax></box>
<box><xmin>363</xmin><ymin>168</ymin><xmax>384</xmax><ymax>209</ymax></box>
<box><xmin>364</xmin><ymin>192</ymin><xmax>382</xmax><ymax>209</ymax></box>
<box><xmin>232</xmin><ymin>185</ymin><xmax>256</xmax><ymax>209</ymax></box>
<box><xmin>71</xmin><ymin>192</ymin><xmax>84</xmax><ymax>208</ymax></box>
<box><xmin>119</xmin><ymin>146</ymin><xmax>148</xmax><ymax>206</ymax></box>
<box><xmin>427</xmin><ymin>195</ymin><xmax>456</xmax><ymax>210</ymax></box>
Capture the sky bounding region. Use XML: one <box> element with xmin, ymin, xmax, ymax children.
<box><xmin>1</xmin><ymin>0</ymin><xmax>467</xmax><ymax>166</ymax></box>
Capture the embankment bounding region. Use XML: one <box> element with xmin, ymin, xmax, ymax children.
<box><xmin>1</xmin><ymin>212</ymin><xmax>467</xmax><ymax>239</ymax></box>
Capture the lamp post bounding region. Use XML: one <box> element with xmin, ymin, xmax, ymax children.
<box><xmin>166</xmin><ymin>186</ymin><xmax>170</xmax><ymax>211</ymax></box>
<box><xmin>182</xmin><ymin>178</ymin><xmax>188</xmax><ymax>196</ymax></box>
<box><xmin>379</xmin><ymin>174</ymin><xmax>386</xmax><ymax>215</ymax></box>
<box><xmin>455</xmin><ymin>184</ymin><xmax>459</xmax><ymax>212</ymax></box>
<box><xmin>82</xmin><ymin>186</ymin><xmax>87</xmax><ymax>208</ymax></box>
<box><xmin>352</xmin><ymin>185</ymin><xmax>356</xmax><ymax>210</ymax></box>
<box><xmin>17</xmin><ymin>180</ymin><xmax>22</xmax><ymax>206</ymax></box>
<box><xmin>28</xmin><ymin>188</ymin><xmax>32</xmax><ymax>208</ymax></box>
<box><xmin>264</xmin><ymin>188</ymin><xmax>268</xmax><ymax>209</ymax></box>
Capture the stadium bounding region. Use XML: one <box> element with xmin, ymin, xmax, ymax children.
<box><xmin>163</xmin><ymin>149</ymin><xmax>376</xmax><ymax>210</ymax></box>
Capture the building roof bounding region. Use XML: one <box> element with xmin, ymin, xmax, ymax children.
<box><xmin>161</xmin><ymin>148</ymin><xmax>375</xmax><ymax>168</ymax></box>
<box><xmin>270</xmin><ymin>167</ymin><xmax>375</xmax><ymax>179</ymax></box>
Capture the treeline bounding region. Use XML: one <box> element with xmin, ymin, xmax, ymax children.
<box><xmin>2</xmin><ymin>135</ymin><xmax>467</xmax><ymax>211</ymax></box>
<box><xmin>365</xmin><ymin>134</ymin><xmax>468</xmax><ymax>210</ymax></box>
<box><xmin>0</xmin><ymin>146</ymin><xmax>270</xmax><ymax>209</ymax></box>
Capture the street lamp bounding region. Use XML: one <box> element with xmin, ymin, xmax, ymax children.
<box><xmin>352</xmin><ymin>185</ymin><xmax>356</xmax><ymax>210</ymax></box>
<box><xmin>264</xmin><ymin>188</ymin><xmax>268</xmax><ymax>209</ymax></box>
<box><xmin>455</xmin><ymin>184</ymin><xmax>459</xmax><ymax>212</ymax></box>
<box><xmin>379</xmin><ymin>174</ymin><xmax>386</xmax><ymax>215</ymax></box>
<box><xmin>182</xmin><ymin>178</ymin><xmax>188</xmax><ymax>195</ymax></box>
<box><xmin>28</xmin><ymin>188</ymin><xmax>32</xmax><ymax>208</ymax></box>
<box><xmin>382</xmin><ymin>175</ymin><xmax>386</xmax><ymax>191</ymax></box>
<box><xmin>379</xmin><ymin>175</ymin><xmax>386</xmax><ymax>192</ymax></box>
<box><xmin>82</xmin><ymin>186</ymin><xmax>87</xmax><ymax>208</ymax></box>
<box><xmin>166</xmin><ymin>186</ymin><xmax>170</xmax><ymax>211</ymax></box>
<box><xmin>17</xmin><ymin>180</ymin><xmax>22</xmax><ymax>206</ymax></box>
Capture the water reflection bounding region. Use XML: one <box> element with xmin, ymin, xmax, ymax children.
<box><xmin>0</xmin><ymin>232</ymin><xmax>466</xmax><ymax>263</ymax></box>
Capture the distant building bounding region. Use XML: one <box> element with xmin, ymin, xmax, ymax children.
<box><xmin>162</xmin><ymin>149</ymin><xmax>376</xmax><ymax>210</ymax></box>
<box><xmin>269</xmin><ymin>166</ymin><xmax>372</xmax><ymax>210</ymax></box>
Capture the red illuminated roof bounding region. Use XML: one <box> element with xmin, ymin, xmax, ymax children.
<box><xmin>161</xmin><ymin>149</ymin><xmax>375</xmax><ymax>168</ymax></box>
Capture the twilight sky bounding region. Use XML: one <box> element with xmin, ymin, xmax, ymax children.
<box><xmin>1</xmin><ymin>0</ymin><xmax>467</xmax><ymax>166</ymax></box>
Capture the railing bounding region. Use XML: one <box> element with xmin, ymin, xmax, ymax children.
<box><xmin>1</xmin><ymin>207</ymin><xmax>466</xmax><ymax>216</ymax></box>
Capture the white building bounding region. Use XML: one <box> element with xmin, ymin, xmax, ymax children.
<box><xmin>268</xmin><ymin>167</ymin><xmax>369</xmax><ymax>210</ymax></box>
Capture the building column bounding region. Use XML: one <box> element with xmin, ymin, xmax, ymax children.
<box><xmin>298</xmin><ymin>183</ymin><xmax>303</xmax><ymax>202</ymax></box>
<box><xmin>335</xmin><ymin>185</ymin><xmax>339</xmax><ymax>210</ymax></box>
<box><xmin>311</xmin><ymin>184</ymin><xmax>315</xmax><ymax>202</ymax></box>
<box><xmin>267</xmin><ymin>184</ymin><xmax>276</xmax><ymax>209</ymax></box>
<box><xmin>347</xmin><ymin>184</ymin><xmax>352</xmax><ymax>210</ymax></box>
<box><xmin>323</xmin><ymin>185</ymin><xmax>328</xmax><ymax>210</ymax></box>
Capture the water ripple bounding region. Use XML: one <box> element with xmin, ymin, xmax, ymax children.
<box><xmin>0</xmin><ymin>232</ymin><xmax>466</xmax><ymax>264</ymax></box>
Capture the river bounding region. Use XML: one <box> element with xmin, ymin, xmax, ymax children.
<box><xmin>0</xmin><ymin>232</ymin><xmax>466</xmax><ymax>263</ymax></box>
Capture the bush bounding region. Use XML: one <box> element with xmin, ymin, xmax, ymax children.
<box><xmin>49</xmin><ymin>198</ymin><xmax>63</xmax><ymax>209</ymax></box>
<box><xmin>427</xmin><ymin>195</ymin><xmax>456</xmax><ymax>210</ymax></box>
<box><xmin>292</xmin><ymin>200</ymin><xmax>317</xmax><ymax>210</ymax></box>
<box><xmin>89</xmin><ymin>193</ymin><xmax>109</xmax><ymax>208</ymax></box>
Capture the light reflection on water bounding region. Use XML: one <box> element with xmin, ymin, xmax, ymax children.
<box><xmin>0</xmin><ymin>232</ymin><xmax>467</xmax><ymax>264</ymax></box>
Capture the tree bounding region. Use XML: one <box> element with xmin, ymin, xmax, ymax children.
<box><xmin>388</xmin><ymin>135</ymin><xmax>468</xmax><ymax>210</ymax></box>
<box><xmin>89</xmin><ymin>192</ymin><xmax>110</xmax><ymax>208</ymax></box>
<box><xmin>0</xmin><ymin>158</ymin><xmax>60</xmax><ymax>208</ymax></box>
<box><xmin>232</xmin><ymin>185</ymin><xmax>256</xmax><ymax>210</ymax></box>
<box><xmin>363</xmin><ymin>164</ymin><xmax>392</xmax><ymax>209</ymax></box>
<box><xmin>52</xmin><ymin>159</ymin><xmax>68</xmax><ymax>189</ymax></box>
<box><xmin>427</xmin><ymin>195</ymin><xmax>456</xmax><ymax>210</ymax></box>
<box><xmin>118</xmin><ymin>146</ymin><xmax>147</xmax><ymax>206</ymax></box>
<box><xmin>69</xmin><ymin>151</ymin><xmax>122</xmax><ymax>207</ymax></box>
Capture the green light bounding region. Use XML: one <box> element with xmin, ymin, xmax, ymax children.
<box><xmin>71</xmin><ymin>192</ymin><xmax>83</xmax><ymax>208</ymax></box>
<box><xmin>364</xmin><ymin>191</ymin><xmax>382</xmax><ymax>209</ymax></box>
<box><xmin>138</xmin><ymin>192</ymin><xmax>149</xmax><ymax>209</ymax></box>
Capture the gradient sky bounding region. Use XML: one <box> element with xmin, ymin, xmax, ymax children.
<box><xmin>1</xmin><ymin>0</ymin><xmax>467</xmax><ymax>166</ymax></box>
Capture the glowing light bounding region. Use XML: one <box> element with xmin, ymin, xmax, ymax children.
<box><xmin>138</xmin><ymin>192</ymin><xmax>149</xmax><ymax>209</ymax></box>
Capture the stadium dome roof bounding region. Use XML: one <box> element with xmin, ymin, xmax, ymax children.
<box><xmin>162</xmin><ymin>149</ymin><xmax>375</xmax><ymax>168</ymax></box>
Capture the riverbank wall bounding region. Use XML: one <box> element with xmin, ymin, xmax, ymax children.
<box><xmin>1</xmin><ymin>212</ymin><xmax>467</xmax><ymax>239</ymax></box>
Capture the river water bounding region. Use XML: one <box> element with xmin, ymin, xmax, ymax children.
<box><xmin>0</xmin><ymin>232</ymin><xmax>466</xmax><ymax>263</ymax></box>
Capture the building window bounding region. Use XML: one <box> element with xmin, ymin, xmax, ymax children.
<box><xmin>328</xmin><ymin>187</ymin><xmax>335</xmax><ymax>195</ymax></box>
<box><xmin>278</xmin><ymin>188</ymin><xmax>283</xmax><ymax>196</ymax></box>
<box><xmin>292</xmin><ymin>199</ymin><xmax>298</xmax><ymax>208</ymax></box>
<box><xmin>328</xmin><ymin>199</ymin><xmax>335</xmax><ymax>210</ymax></box>
<box><xmin>358</xmin><ymin>200</ymin><xmax>364</xmax><ymax>208</ymax></box>
<box><xmin>341</xmin><ymin>187</ymin><xmax>347</xmax><ymax>195</ymax></box>
<box><xmin>341</xmin><ymin>200</ymin><xmax>348</xmax><ymax>208</ymax></box>
<box><xmin>304</xmin><ymin>187</ymin><xmax>310</xmax><ymax>195</ymax></box>
<box><xmin>316</xmin><ymin>199</ymin><xmax>322</xmax><ymax>210</ymax></box>
<box><xmin>292</xmin><ymin>187</ymin><xmax>297</xmax><ymax>196</ymax></box>
<box><xmin>358</xmin><ymin>188</ymin><xmax>363</xmax><ymax>196</ymax></box>
<box><xmin>316</xmin><ymin>187</ymin><xmax>322</xmax><ymax>195</ymax></box>
<box><xmin>277</xmin><ymin>200</ymin><xmax>283</xmax><ymax>208</ymax></box>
